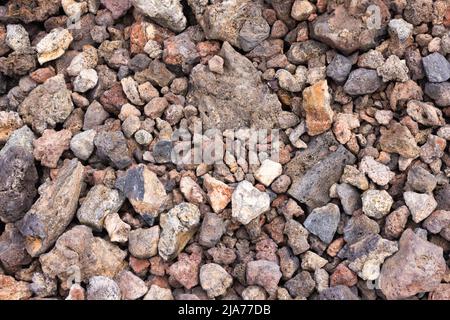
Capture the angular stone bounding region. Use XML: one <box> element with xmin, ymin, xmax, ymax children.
<box><xmin>0</xmin><ymin>275</ymin><xmax>32</xmax><ymax>300</ymax></box>
<box><xmin>275</xmin><ymin>66</ymin><xmax>307</xmax><ymax>92</ymax></box>
<box><xmin>168</xmin><ymin>251</ymin><xmax>201</xmax><ymax>289</ymax></box>
<box><xmin>70</xmin><ymin>129</ymin><xmax>96</xmax><ymax>161</ymax></box>
<box><xmin>359</xmin><ymin>156</ymin><xmax>394</xmax><ymax>186</ymax></box>
<box><xmin>104</xmin><ymin>213</ymin><xmax>130</xmax><ymax>244</ymax></box>
<box><xmin>422</xmin><ymin>52</ymin><xmax>450</xmax><ymax>83</ymax></box>
<box><xmin>406</xmin><ymin>100</ymin><xmax>444</xmax><ymax>126</ymax></box>
<box><xmin>199</xmin><ymin>212</ymin><xmax>226</xmax><ymax>248</ymax></box>
<box><xmin>94</xmin><ymin>130</ymin><xmax>132</xmax><ymax>170</ymax></box>
<box><xmin>301</xmin><ymin>251</ymin><xmax>327</xmax><ymax>271</ymax></box>
<box><xmin>284</xmin><ymin>218</ymin><xmax>310</xmax><ymax>255</ymax></box>
<box><xmin>115</xmin><ymin>164</ymin><xmax>167</xmax><ymax>223</ymax></box>
<box><xmin>19</xmin><ymin>74</ymin><xmax>74</xmax><ymax>134</ymax></box>
<box><xmin>87</xmin><ymin>276</ymin><xmax>121</xmax><ymax>300</ymax></box>
<box><xmin>254</xmin><ymin>159</ymin><xmax>283</xmax><ymax>187</ymax></box>
<box><xmin>407</xmin><ymin>166</ymin><xmax>436</xmax><ymax>193</ymax></box>
<box><xmin>231</xmin><ymin>180</ymin><xmax>270</xmax><ymax>225</ymax></box>
<box><xmin>379</xmin><ymin>123</ymin><xmax>420</xmax><ymax>158</ymax></box>
<box><xmin>344</xmin><ymin>214</ymin><xmax>380</xmax><ymax>245</ymax></box>
<box><xmin>132</xmin><ymin>0</ymin><xmax>186</xmax><ymax>32</ymax></box>
<box><xmin>304</xmin><ymin>203</ymin><xmax>340</xmax><ymax>244</ymax></box>
<box><xmin>40</xmin><ymin>225</ymin><xmax>126</xmax><ymax>285</ymax></box>
<box><xmin>18</xmin><ymin>159</ymin><xmax>84</xmax><ymax>257</ymax></box>
<box><xmin>0</xmin><ymin>126</ymin><xmax>37</xmax><ymax>223</ymax></box>
<box><xmin>115</xmin><ymin>270</ymin><xmax>148</xmax><ymax>300</ymax></box>
<box><xmin>73</xmin><ymin>68</ymin><xmax>98</xmax><ymax>93</ymax></box>
<box><xmin>319</xmin><ymin>285</ymin><xmax>359</xmax><ymax>300</ymax></box>
<box><xmin>77</xmin><ymin>185</ymin><xmax>124</xmax><ymax>231</ymax></box>
<box><xmin>144</xmin><ymin>285</ymin><xmax>174</xmax><ymax>300</ymax></box>
<box><xmin>203</xmin><ymin>174</ymin><xmax>233</xmax><ymax>213</ymax></box>
<box><xmin>36</xmin><ymin>28</ymin><xmax>73</xmax><ymax>64</ymax></box>
<box><xmin>5</xmin><ymin>24</ymin><xmax>30</xmax><ymax>52</ymax></box>
<box><xmin>404</xmin><ymin>191</ymin><xmax>437</xmax><ymax>223</ymax></box>
<box><xmin>285</xmin><ymin>271</ymin><xmax>315</xmax><ymax>298</ymax></box>
<box><xmin>377</xmin><ymin>55</ymin><xmax>409</xmax><ymax>83</ymax></box>
<box><xmin>200</xmin><ymin>263</ymin><xmax>233</xmax><ymax>298</ymax></box>
<box><xmin>129</xmin><ymin>227</ymin><xmax>159</xmax><ymax>259</ymax></box>
<box><xmin>286</xmin><ymin>40</ymin><xmax>327</xmax><ymax>65</ymax></box>
<box><xmin>158</xmin><ymin>202</ymin><xmax>201</xmax><ymax>261</ymax></box>
<box><xmin>1</xmin><ymin>0</ymin><xmax>61</xmax><ymax>23</ymax></box>
<box><xmin>424</xmin><ymin>82</ymin><xmax>450</xmax><ymax>107</ymax></box>
<box><xmin>336</xmin><ymin>183</ymin><xmax>361</xmax><ymax>215</ymax></box>
<box><xmin>121</xmin><ymin>76</ymin><xmax>144</xmax><ymax>106</ymax></box>
<box><xmin>0</xmin><ymin>224</ymin><xmax>32</xmax><ymax>273</ymax></box>
<box><xmin>302</xmin><ymin>80</ymin><xmax>333</xmax><ymax>136</ymax></box>
<box><xmin>0</xmin><ymin>49</ymin><xmax>36</xmax><ymax>77</ymax></box>
<box><xmin>246</xmin><ymin>260</ymin><xmax>282</xmax><ymax>296</ymax></box>
<box><xmin>179</xmin><ymin>176</ymin><xmax>205</xmax><ymax>206</ymax></box>
<box><xmin>187</xmin><ymin>42</ymin><xmax>283</xmax><ymax>131</ymax></box>
<box><xmin>83</xmin><ymin>101</ymin><xmax>109</xmax><ymax>130</ymax></box>
<box><xmin>384</xmin><ymin>206</ymin><xmax>410</xmax><ymax>239</ymax></box>
<box><xmin>379</xmin><ymin>229</ymin><xmax>446</xmax><ymax>300</ymax></box>
<box><xmin>361</xmin><ymin>190</ymin><xmax>393</xmax><ymax>219</ymax></box>
<box><xmin>100</xmin><ymin>0</ymin><xmax>131</xmax><ymax>19</ymax></box>
<box><xmin>423</xmin><ymin>210</ymin><xmax>450</xmax><ymax>234</ymax></box>
<box><xmin>291</xmin><ymin>0</ymin><xmax>315</xmax><ymax>21</ymax></box>
<box><xmin>33</xmin><ymin>129</ymin><xmax>72</xmax><ymax>168</ymax></box>
<box><xmin>326</xmin><ymin>54</ymin><xmax>352</xmax><ymax>83</ymax></box>
<box><xmin>0</xmin><ymin>111</ymin><xmax>23</xmax><ymax>145</ymax></box>
<box><xmin>344</xmin><ymin>68</ymin><xmax>382</xmax><ymax>96</ymax></box>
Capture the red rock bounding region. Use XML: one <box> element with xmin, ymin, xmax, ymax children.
<box><xmin>129</xmin><ymin>256</ymin><xmax>150</xmax><ymax>276</ymax></box>
<box><xmin>30</xmin><ymin>67</ymin><xmax>56</xmax><ymax>84</ymax></box>
<box><xmin>130</xmin><ymin>22</ymin><xmax>146</xmax><ymax>55</ymax></box>
<box><xmin>168</xmin><ymin>251</ymin><xmax>201</xmax><ymax>289</ymax></box>
<box><xmin>330</xmin><ymin>264</ymin><xmax>357</xmax><ymax>287</ymax></box>
<box><xmin>100</xmin><ymin>82</ymin><xmax>128</xmax><ymax>115</ymax></box>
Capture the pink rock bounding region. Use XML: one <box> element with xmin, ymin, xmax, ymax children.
<box><xmin>100</xmin><ymin>0</ymin><xmax>131</xmax><ymax>19</ymax></box>
<box><xmin>33</xmin><ymin>129</ymin><xmax>72</xmax><ymax>168</ymax></box>
<box><xmin>168</xmin><ymin>251</ymin><xmax>202</xmax><ymax>289</ymax></box>
<box><xmin>246</xmin><ymin>260</ymin><xmax>282</xmax><ymax>296</ymax></box>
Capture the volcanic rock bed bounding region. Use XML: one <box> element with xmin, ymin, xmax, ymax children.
<box><xmin>1</xmin><ymin>0</ymin><xmax>450</xmax><ymax>301</ymax></box>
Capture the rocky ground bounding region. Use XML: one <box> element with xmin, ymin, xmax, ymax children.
<box><xmin>1</xmin><ymin>0</ymin><xmax>450</xmax><ymax>301</ymax></box>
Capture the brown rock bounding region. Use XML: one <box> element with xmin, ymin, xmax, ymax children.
<box><xmin>330</xmin><ymin>264</ymin><xmax>357</xmax><ymax>287</ymax></box>
<box><xmin>203</xmin><ymin>174</ymin><xmax>233</xmax><ymax>213</ymax></box>
<box><xmin>379</xmin><ymin>123</ymin><xmax>420</xmax><ymax>158</ymax></box>
<box><xmin>246</xmin><ymin>260</ymin><xmax>282</xmax><ymax>296</ymax></box>
<box><xmin>168</xmin><ymin>251</ymin><xmax>201</xmax><ymax>289</ymax></box>
<box><xmin>302</xmin><ymin>80</ymin><xmax>333</xmax><ymax>136</ymax></box>
<box><xmin>33</xmin><ymin>129</ymin><xmax>72</xmax><ymax>168</ymax></box>
<box><xmin>0</xmin><ymin>275</ymin><xmax>32</xmax><ymax>300</ymax></box>
<box><xmin>0</xmin><ymin>224</ymin><xmax>32</xmax><ymax>273</ymax></box>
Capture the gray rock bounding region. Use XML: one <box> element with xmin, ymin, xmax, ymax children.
<box><xmin>132</xmin><ymin>0</ymin><xmax>186</xmax><ymax>32</ymax></box>
<box><xmin>5</xmin><ymin>24</ymin><xmax>30</xmax><ymax>52</ymax></box>
<box><xmin>304</xmin><ymin>203</ymin><xmax>340</xmax><ymax>244</ymax></box>
<box><xmin>128</xmin><ymin>227</ymin><xmax>159</xmax><ymax>259</ymax></box>
<box><xmin>326</xmin><ymin>54</ymin><xmax>352</xmax><ymax>83</ymax></box>
<box><xmin>94</xmin><ymin>130</ymin><xmax>132</xmax><ymax>170</ymax></box>
<box><xmin>422</xmin><ymin>53</ymin><xmax>450</xmax><ymax>83</ymax></box>
<box><xmin>287</xmin><ymin>40</ymin><xmax>327</xmax><ymax>65</ymax></box>
<box><xmin>344</xmin><ymin>214</ymin><xmax>380</xmax><ymax>245</ymax></box>
<box><xmin>77</xmin><ymin>185</ymin><xmax>124</xmax><ymax>231</ymax></box>
<box><xmin>232</xmin><ymin>180</ymin><xmax>270</xmax><ymax>225</ymax></box>
<box><xmin>17</xmin><ymin>159</ymin><xmax>84</xmax><ymax>257</ymax></box>
<box><xmin>199</xmin><ymin>263</ymin><xmax>233</xmax><ymax>298</ymax></box>
<box><xmin>87</xmin><ymin>276</ymin><xmax>121</xmax><ymax>300</ymax></box>
<box><xmin>73</xmin><ymin>68</ymin><xmax>98</xmax><ymax>93</ymax></box>
<box><xmin>423</xmin><ymin>210</ymin><xmax>450</xmax><ymax>235</ymax></box>
<box><xmin>361</xmin><ymin>190</ymin><xmax>393</xmax><ymax>219</ymax></box>
<box><xmin>70</xmin><ymin>129</ymin><xmax>96</xmax><ymax>161</ymax></box>
<box><xmin>407</xmin><ymin>166</ymin><xmax>436</xmax><ymax>193</ymax></box>
<box><xmin>152</xmin><ymin>140</ymin><xmax>173</xmax><ymax>164</ymax></box>
<box><xmin>287</xmin><ymin>143</ymin><xmax>356</xmax><ymax>209</ymax></box>
<box><xmin>246</xmin><ymin>260</ymin><xmax>282</xmax><ymax>296</ymax></box>
<box><xmin>424</xmin><ymin>82</ymin><xmax>450</xmax><ymax>107</ymax></box>
<box><xmin>284</xmin><ymin>219</ymin><xmax>310</xmax><ymax>255</ymax></box>
<box><xmin>187</xmin><ymin>42</ymin><xmax>283</xmax><ymax>131</ymax></box>
<box><xmin>284</xmin><ymin>271</ymin><xmax>315</xmax><ymax>298</ymax></box>
<box><xmin>319</xmin><ymin>285</ymin><xmax>359</xmax><ymax>300</ymax></box>
<box><xmin>377</xmin><ymin>55</ymin><xmax>409</xmax><ymax>82</ymax></box>
<box><xmin>198</xmin><ymin>212</ymin><xmax>226</xmax><ymax>248</ymax></box>
<box><xmin>239</xmin><ymin>17</ymin><xmax>270</xmax><ymax>52</ymax></box>
<box><xmin>0</xmin><ymin>224</ymin><xmax>32</xmax><ymax>273</ymax></box>
<box><xmin>404</xmin><ymin>191</ymin><xmax>437</xmax><ymax>223</ymax></box>
<box><xmin>336</xmin><ymin>183</ymin><xmax>361</xmax><ymax>215</ymax></box>
<box><xmin>83</xmin><ymin>101</ymin><xmax>109</xmax><ymax>130</ymax></box>
<box><xmin>344</xmin><ymin>68</ymin><xmax>382</xmax><ymax>96</ymax></box>
<box><xmin>388</xmin><ymin>18</ymin><xmax>413</xmax><ymax>42</ymax></box>
<box><xmin>0</xmin><ymin>126</ymin><xmax>37</xmax><ymax>223</ymax></box>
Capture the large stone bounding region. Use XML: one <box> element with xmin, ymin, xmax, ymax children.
<box><xmin>40</xmin><ymin>225</ymin><xmax>127</xmax><ymax>285</ymax></box>
<box><xmin>0</xmin><ymin>126</ymin><xmax>37</xmax><ymax>223</ymax></box>
<box><xmin>304</xmin><ymin>203</ymin><xmax>340</xmax><ymax>244</ymax></box>
<box><xmin>19</xmin><ymin>74</ymin><xmax>74</xmax><ymax>134</ymax></box>
<box><xmin>302</xmin><ymin>80</ymin><xmax>334</xmax><ymax>136</ymax></box>
<box><xmin>232</xmin><ymin>180</ymin><xmax>270</xmax><ymax>225</ymax></box>
<box><xmin>379</xmin><ymin>123</ymin><xmax>420</xmax><ymax>158</ymax></box>
<box><xmin>379</xmin><ymin>229</ymin><xmax>446</xmax><ymax>299</ymax></box>
<box><xmin>77</xmin><ymin>185</ymin><xmax>124</xmax><ymax>231</ymax></box>
<box><xmin>187</xmin><ymin>42</ymin><xmax>283</xmax><ymax>131</ymax></box>
<box><xmin>424</xmin><ymin>82</ymin><xmax>450</xmax><ymax>107</ymax></box>
<box><xmin>246</xmin><ymin>260</ymin><xmax>282</xmax><ymax>296</ymax></box>
<box><xmin>158</xmin><ymin>202</ymin><xmax>201</xmax><ymax>261</ymax></box>
<box><xmin>17</xmin><ymin>159</ymin><xmax>84</xmax><ymax>257</ymax></box>
<box><xmin>33</xmin><ymin>129</ymin><xmax>72</xmax><ymax>168</ymax></box>
<box><xmin>36</xmin><ymin>28</ymin><xmax>73</xmax><ymax>64</ymax></box>
<box><xmin>200</xmin><ymin>263</ymin><xmax>233</xmax><ymax>298</ymax></box>
<box><xmin>404</xmin><ymin>191</ymin><xmax>437</xmax><ymax>223</ymax></box>
<box><xmin>132</xmin><ymin>0</ymin><xmax>186</xmax><ymax>32</ymax></box>
<box><xmin>115</xmin><ymin>164</ymin><xmax>167</xmax><ymax>223</ymax></box>
<box><xmin>344</xmin><ymin>68</ymin><xmax>382</xmax><ymax>96</ymax></box>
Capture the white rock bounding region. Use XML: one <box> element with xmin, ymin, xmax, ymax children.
<box><xmin>404</xmin><ymin>191</ymin><xmax>438</xmax><ymax>223</ymax></box>
<box><xmin>70</xmin><ymin>129</ymin><xmax>96</xmax><ymax>160</ymax></box>
<box><xmin>121</xmin><ymin>77</ymin><xmax>144</xmax><ymax>106</ymax></box>
<box><xmin>254</xmin><ymin>159</ymin><xmax>283</xmax><ymax>187</ymax></box>
<box><xmin>73</xmin><ymin>68</ymin><xmax>98</xmax><ymax>93</ymax></box>
<box><xmin>232</xmin><ymin>180</ymin><xmax>270</xmax><ymax>225</ymax></box>
<box><xmin>362</xmin><ymin>190</ymin><xmax>393</xmax><ymax>219</ymax></box>
<box><xmin>132</xmin><ymin>0</ymin><xmax>187</xmax><ymax>32</ymax></box>
<box><xmin>6</xmin><ymin>24</ymin><xmax>30</xmax><ymax>52</ymax></box>
<box><xmin>359</xmin><ymin>156</ymin><xmax>395</xmax><ymax>186</ymax></box>
<box><xmin>104</xmin><ymin>212</ymin><xmax>131</xmax><ymax>244</ymax></box>
<box><xmin>36</xmin><ymin>28</ymin><xmax>73</xmax><ymax>64</ymax></box>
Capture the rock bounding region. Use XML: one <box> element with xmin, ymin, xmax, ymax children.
<box><xmin>285</xmin><ymin>271</ymin><xmax>315</xmax><ymax>298</ymax></box>
<box><xmin>100</xmin><ymin>0</ymin><xmax>131</xmax><ymax>19</ymax></box>
<box><xmin>336</xmin><ymin>183</ymin><xmax>361</xmax><ymax>215</ymax></box>
<box><xmin>243</xmin><ymin>286</ymin><xmax>267</xmax><ymax>300</ymax></box>
<box><xmin>406</xmin><ymin>100</ymin><xmax>444</xmax><ymax>126</ymax></box>
<box><xmin>66</xmin><ymin>284</ymin><xmax>85</xmax><ymax>300</ymax></box>
<box><xmin>344</xmin><ymin>214</ymin><xmax>380</xmax><ymax>245</ymax></box>
<box><xmin>361</xmin><ymin>190</ymin><xmax>393</xmax><ymax>219</ymax></box>
<box><xmin>275</xmin><ymin>66</ymin><xmax>307</xmax><ymax>93</ymax></box>
<box><xmin>144</xmin><ymin>285</ymin><xmax>174</xmax><ymax>300</ymax></box>
<box><xmin>341</xmin><ymin>165</ymin><xmax>369</xmax><ymax>191</ymax></box>
<box><xmin>388</xmin><ymin>18</ymin><xmax>414</xmax><ymax>42</ymax></box>
<box><xmin>286</xmin><ymin>40</ymin><xmax>327</xmax><ymax>65</ymax></box>
<box><xmin>379</xmin><ymin>229</ymin><xmax>446</xmax><ymax>300</ymax></box>
<box><xmin>104</xmin><ymin>213</ymin><xmax>130</xmax><ymax>244</ymax></box>
<box><xmin>115</xmin><ymin>164</ymin><xmax>167</xmax><ymax>223</ymax></box>
<box><xmin>87</xmin><ymin>276</ymin><xmax>121</xmax><ymax>300</ymax></box>
<box><xmin>404</xmin><ymin>0</ymin><xmax>433</xmax><ymax>25</ymax></box>
<box><xmin>203</xmin><ymin>174</ymin><xmax>233</xmax><ymax>213</ymax></box>
<box><xmin>345</xmin><ymin>234</ymin><xmax>398</xmax><ymax>281</ymax></box>
<box><xmin>422</xmin><ymin>53</ymin><xmax>450</xmax><ymax>83</ymax></box>
<box><xmin>302</xmin><ymin>80</ymin><xmax>334</xmax><ymax>136</ymax></box>
<box><xmin>33</xmin><ymin>129</ymin><xmax>72</xmax><ymax>168</ymax></box>
<box><xmin>424</xmin><ymin>82</ymin><xmax>450</xmax><ymax>107</ymax></box>
<box><xmin>208</xmin><ymin>55</ymin><xmax>224</xmax><ymax>74</ymax></box>
<box><xmin>40</xmin><ymin>225</ymin><xmax>126</xmax><ymax>285</ymax></box>
<box><xmin>287</xmin><ymin>137</ymin><xmax>356</xmax><ymax>208</ymax></box>
<box><xmin>132</xmin><ymin>0</ymin><xmax>186</xmax><ymax>32</ymax></box>
<box><xmin>163</xmin><ymin>29</ymin><xmax>200</xmax><ymax>72</ymax></box>
<box><xmin>200</xmin><ymin>263</ymin><xmax>233</xmax><ymax>298</ymax></box>
<box><xmin>66</xmin><ymin>46</ymin><xmax>98</xmax><ymax>77</ymax></box>
<box><xmin>19</xmin><ymin>74</ymin><xmax>74</xmax><ymax>134</ymax></box>
<box><xmin>404</xmin><ymin>191</ymin><xmax>437</xmax><ymax>223</ymax></box>
<box><xmin>291</xmin><ymin>0</ymin><xmax>315</xmax><ymax>21</ymax></box>
<box><xmin>284</xmin><ymin>219</ymin><xmax>310</xmax><ymax>255</ymax></box>
<box><xmin>138</xmin><ymin>59</ymin><xmax>175</xmax><ymax>88</ymax></box>
<box><xmin>0</xmin><ymin>111</ymin><xmax>23</xmax><ymax>145</ymax></box>
<box><xmin>304</xmin><ymin>203</ymin><xmax>340</xmax><ymax>244</ymax></box>
<box><xmin>30</xmin><ymin>272</ymin><xmax>57</xmax><ymax>298</ymax></box>
<box><xmin>359</xmin><ymin>156</ymin><xmax>394</xmax><ymax>186</ymax></box>
<box><xmin>77</xmin><ymin>185</ymin><xmax>124</xmax><ymax>231</ymax></box>
<box><xmin>310</xmin><ymin>2</ymin><xmax>389</xmax><ymax>55</ymax></box>
<box><xmin>187</xmin><ymin>42</ymin><xmax>283</xmax><ymax>131</ymax></box>
<box><xmin>384</xmin><ymin>206</ymin><xmax>410</xmax><ymax>239</ymax></box>
<box><xmin>158</xmin><ymin>202</ymin><xmax>201</xmax><ymax>261</ymax></box>
<box><xmin>0</xmin><ymin>275</ymin><xmax>32</xmax><ymax>300</ymax></box>
<box><xmin>1</xmin><ymin>0</ymin><xmax>61</xmax><ymax>23</ymax></box>
<box><xmin>5</xmin><ymin>24</ymin><xmax>30</xmax><ymax>52</ymax></box>
<box><xmin>319</xmin><ymin>285</ymin><xmax>359</xmax><ymax>300</ymax></box>
<box><xmin>301</xmin><ymin>251</ymin><xmax>327</xmax><ymax>271</ymax></box>
<box><xmin>199</xmin><ymin>212</ymin><xmax>226</xmax><ymax>248</ymax></box>
<box><xmin>94</xmin><ymin>130</ymin><xmax>132</xmax><ymax>170</ymax></box>
<box><xmin>134</xmin><ymin>130</ymin><xmax>152</xmax><ymax>146</ymax></box>
<box><xmin>0</xmin><ymin>126</ymin><xmax>38</xmax><ymax>223</ymax></box>
<box><xmin>271</xmin><ymin>175</ymin><xmax>291</xmax><ymax>193</ymax></box>
<box><xmin>407</xmin><ymin>166</ymin><xmax>436</xmax><ymax>193</ymax></box>
<box><xmin>168</xmin><ymin>251</ymin><xmax>201</xmax><ymax>289</ymax></box>
<box><xmin>254</xmin><ymin>159</ymin><xmax>282</xmax><ymax>187</ymax></box>
<box><xmin>36</xmin><ymin>28</ymin><xmax>73</xmax><ymax>64</ymax></box>
<box><xmin>0</xmin><ymin>49</ymin><xmax>36</xmax><ymax>77</ymax></box>
<box><xmin>231</xmin><ymin>180</ymin><xmax>270</xmax><ymax>225</ymax></box>
<box><xmin>377</xmin><ymin>55</ymin><xmax>409</xmax><ymax>82</ymax></box>
<box><xmin>344</xmin><ymin>68</ymin><xmax>382</xmax><ymax>96</ymax></box>
<box><xmin>18</xmin><ymin>159</ymin><xmax>84</xmax><ymax>257</ymax></box>
<box><xmin>326</xmin><ymin>54</ymin><xmax>352</xmax><ymax>83</ymax></box>
<box><xmin>180</xmin><ymin>176</ymin><xmax>205</xmax><ymax>205</ymax></box>
<box><xmin>430</xmin><ymin>284</ymin><xmax>450</xmax><ymax>300</ymax></box>
<box><xmin>73</xmin><ymin>68</ymin><xmax>98</xmax><ymax>93</ymax></box>
<box><xmin>128</xmin><ymin>227</ymin><xmax>159</xmax><ymax>259</ymax></box>
<box><xmin>152</xmin><ymin>140</ymin><xmax>173</xmax><ymax>164</ymax></box>
<box><xmin>115</xmin><ymin>270</ymin><xmax>148</xmax><ymax>300</ymax></box>
<box><xmin>0</xmin><ymin>224</ymin><xmax>32</xmax><ymax>273</ymax></box>
<box><xmin>423</xmin><ymin>210</ymin><xmax>450</xmax><ymax>234</ymax></box>
<box><xmin>246</xmin><ymin>260</ymin><xmax>282</xmax><ymax>296</ymax></box>
<box><xmin>379</xmin><ymin>123</ymin><xmax>420</xmax><ymax>158</ymax></box>
<box><xmin>83</xmin><ymin>101</ymin><xmax>109</xmax><ymax>130</ymax></box>
<box><xmin>121</xmin><ymin>76</ymin><xmax>144</xmax><ymax>106</ymax></box>
<box><xmin>70</xmin><ymin>129</ymin><xmax>96</xmax><ymax>161</ymax></box>
<box><xmin>420</xmin><ymin>135</ymin><xmax>446</xmax><ymax>164</ymax></box>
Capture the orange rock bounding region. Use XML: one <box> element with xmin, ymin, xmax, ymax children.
<box><xmin>0</xmin><ymin>274</ymin><xmax>32</xmax><ymax>300</ymax></box>
<box><xmin>302</xmin><ymin>80</ymin><xmax>334</xmax><ymax>136</ymax></box>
